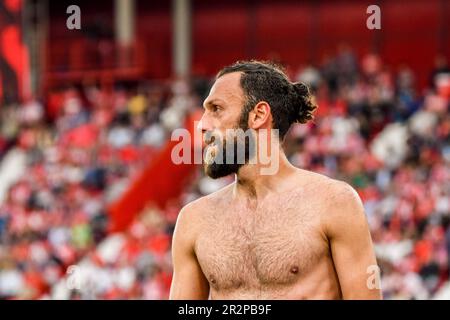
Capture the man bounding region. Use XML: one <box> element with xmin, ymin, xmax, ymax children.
<box><xmin>170</xmin><ymin>60</ymin><xmax>382</xmax><ymax>300</ymax></box>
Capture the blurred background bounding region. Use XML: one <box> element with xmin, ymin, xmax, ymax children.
<box><xmin>0</xmin><ymin>0</ymin><xmax>449</xmax><ymax>299</ymax></box>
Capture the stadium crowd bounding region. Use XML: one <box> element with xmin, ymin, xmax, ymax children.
<box><xmin>0</xmin><ymin>80</ymin><xmax>185</xmax><ymax>299</ymax></box>
<box><xmin>0</xmin><ymin>49</ymin><xmax>449</xmax><ymax>299</ymax></box>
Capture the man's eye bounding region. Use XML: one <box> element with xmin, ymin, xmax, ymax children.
<box><xmin>212</xmin><ymin>105</ymin><xmax>219</xmax><ymax>112</ymax></box>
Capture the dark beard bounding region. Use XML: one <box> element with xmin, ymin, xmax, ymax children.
<box><xmin>204</xmin><ymin>140</ymin><xmax>245</xmax><ymax>179</ymax></box>
<box><xmin>204</xmin><ymin>109</ymin><xmax>256</xmax><ymax>179</ymax></box>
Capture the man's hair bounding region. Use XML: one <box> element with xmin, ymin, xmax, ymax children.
<box><xmin>217</xmin><ymin>60</ymin><xmax>318</xmax><ymax>139</ymax></box>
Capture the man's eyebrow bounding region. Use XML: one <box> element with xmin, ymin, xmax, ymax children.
<box><xmin>203</xmin><ymin>98</ymin><xmax>225</xmax><ymax>108</ymax></box>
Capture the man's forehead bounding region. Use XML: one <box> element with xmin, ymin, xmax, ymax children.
<box><xmin>205</xmin><ymin>72</ymin><xmax>244</xmax><ymax>104</ymax></box>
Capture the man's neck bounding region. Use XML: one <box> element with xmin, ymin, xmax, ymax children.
<box><xmin>232</xmin><ymin>150</ymin><xmax>297</xmax><ymax>203</ymax></box>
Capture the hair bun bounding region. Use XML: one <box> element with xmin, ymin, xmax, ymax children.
<box><xmin>291</xmin><ymin>82</ymin><xmax>318</xmax><ymax>124</ymax></box>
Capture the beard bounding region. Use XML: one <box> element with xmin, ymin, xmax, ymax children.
<box><xmin>203</xmin><ymin>110</ymin><xmax>256</xmax><ymax>179</ymax></box>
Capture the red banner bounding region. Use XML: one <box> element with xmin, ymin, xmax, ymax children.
<box><xmin>0</xmin><ymin>0</ymin><xmax>30</xmax><ymax>105</ymax></box>
<box><xmin>107</xmin><ymin>112</ymin><xmax>202</xmax><ymax>233</ymax></box>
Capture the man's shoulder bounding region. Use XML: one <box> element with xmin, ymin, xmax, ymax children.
<box><xmin>178</xmin><ymin>182</ymin><xmax>234</xmax><ymax>221</ymax></box>
<box><xmin>295</xmin><ymin>170</ymin><xmax>367</xmax><ymax>235</ymax></box>
<box><xmin>292</xmin><ymin>169</ymin><xmax>364</xmax><ymax>225</ymax></box>
<box><xmin>295</xmin><ymin>169</ymin><xmax>360</xmax><ymax>202</ymax></box>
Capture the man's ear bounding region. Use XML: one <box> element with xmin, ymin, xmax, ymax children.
<box><xmin>248</xmin><ymin>101</ymin><xmax>271</xmax><ymax>129</ymax></box>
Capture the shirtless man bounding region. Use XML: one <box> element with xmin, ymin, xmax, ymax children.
<box><xmin>169</xmin><ymin>61</ymin><xmax>382</xmax><ymax>300</ymax></box>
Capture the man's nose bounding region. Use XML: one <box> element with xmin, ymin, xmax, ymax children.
<box><xmin>197</xmin><ymin>113</ymin><xmax>213</xmax><ymax>134</ymax></box>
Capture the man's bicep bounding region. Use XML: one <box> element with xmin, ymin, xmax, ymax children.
<box><xmin>327</xmin><ymin>183</ymin><xmax>382</xmax><ymax>300</ymax></box>
<box><xmin>170</xmin><ymin>253</ymin><xmax>209</xmax><ymax>299</ymax></box>
<box><xmin>169</xmin><ymin>207</ymin><xmax>209</xmax><ymax>300</ymax></box>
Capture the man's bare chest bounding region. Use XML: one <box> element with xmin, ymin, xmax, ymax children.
<box><xmin>195</xmin><ymin>201</ymin><xmax>328</xmax><ymax>290</ymax></box>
